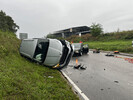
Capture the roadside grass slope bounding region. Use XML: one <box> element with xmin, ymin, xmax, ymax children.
<box><xmin>0</xmin><ymin>31</ymin><xmax>78</xmax><ymax>100</ymax></box>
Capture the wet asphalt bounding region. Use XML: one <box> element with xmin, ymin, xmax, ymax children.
<box><xmin>61</xmin><ymin>51</ymin><xmax>133</xmax><ymax>100</ymax></box>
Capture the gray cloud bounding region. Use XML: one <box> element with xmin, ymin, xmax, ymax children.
<box><xmin>0</xmin><ymin>0</ymin><xmax>133</xmax><ymax>38</ymax></box>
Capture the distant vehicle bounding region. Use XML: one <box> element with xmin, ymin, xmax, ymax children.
<box><xmin>19</xmin><ymin>38</ymin><xmax>73</xmax><ymax>69</ymax></box>
<box><xmin>72</xmin><ymin>43</ymin><xmax>89</xmax><ymax>56</ymax></box>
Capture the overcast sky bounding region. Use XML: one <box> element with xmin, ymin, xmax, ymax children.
<box><xmin>0</xmin><ymin>0</ymin><xmax>133</xmax><ymax>38</ymax></box>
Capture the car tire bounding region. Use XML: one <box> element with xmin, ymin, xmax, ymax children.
<box><xmin>79</xmin><ymin>51</ymin><xmax>82</xmax><ymax>56</ymax></box>
<box><xmin>84</xmin><ymin>51</ymin><xmax>88</xmax><ymax>54</ymax></box>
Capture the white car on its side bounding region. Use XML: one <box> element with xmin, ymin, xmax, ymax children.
<box><xmin>19</xmin><ymin>38</ymin><xmax>73</xmax><ymax>69</ymax></box>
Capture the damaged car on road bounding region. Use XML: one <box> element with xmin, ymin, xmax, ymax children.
<box><xmin>19</xmin><ymin>38</ymin><xmax>73</xmax><ymax>69</ymax></box>
<box><xmin>72</xmin><ymin>43</ymin><xmax>89</xmax><ymax>56</ymax></box>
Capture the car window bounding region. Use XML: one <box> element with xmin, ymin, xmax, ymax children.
<box><xmin>73</xmin><ymin>43</ymin><xmax>81</xmax><ymax>48</ymax></box>
<box><xmin>34</xmin><ymin>39</ymin><xmax>49</xmax><ymax>62</ymax></box>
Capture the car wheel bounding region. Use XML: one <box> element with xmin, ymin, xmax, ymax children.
<box><xmin>79</xmin><ymin>51</ymin><xmax>82</xmax><ymax>56</ymax></box>
<box><xmin>84</xmin><ymin>51</ymin><xmax>88</xmax><ymax>54</ymax></box>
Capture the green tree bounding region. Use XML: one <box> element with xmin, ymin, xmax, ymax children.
<box><xmin>90</xmin><ymin>23</ymin><xmax>103</xmax><ymax>37</ymax></box>
<box><xmin>0</xmin><ymin>10</ymin><xmax>19</xmax><ymax>33</ymax></box>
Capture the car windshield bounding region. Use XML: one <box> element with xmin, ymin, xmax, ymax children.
<box><xmin>73</xmin><ymin>43</ymin><xmax>81</xmax><ymax>48</ymax></box>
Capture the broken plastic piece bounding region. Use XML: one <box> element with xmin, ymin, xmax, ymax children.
<box><xmin>114</xmin><ymin>81</ymin><xmax>119</xmax><ymax>83</ymax></box>
<box><xmin>74</xmin><ymin>64</ymin><xmax>87</xmax><ymax>70</ymax></box>
<box><xmin>105</xmin><ymin>53</ymin><xmax>114</xmax><ymax>56</ymax></box>
<box><xmin>74</xmin><ymin>64</ymin><xmax>81</xmax><ymax>69</ymax></box>
<box><xmin>80</xmin><ymin>65</ymin><xmax>87</xmax><ymax>70</ymax></box>
<box><xmin>93</xmin><ymin>49</ymin><xmax>100</xmax><ymax>53</ymax></box>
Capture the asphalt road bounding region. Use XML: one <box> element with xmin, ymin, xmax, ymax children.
<box><xmin>61</xmin><ymin>51</ymin><xmax>133</xmax><ymax>100</ymax></box>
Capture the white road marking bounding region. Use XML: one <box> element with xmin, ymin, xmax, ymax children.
<box><xmin>61</xmin><ymin>71</ymin><xmax>90</xmax><ymax>100</ymax></box>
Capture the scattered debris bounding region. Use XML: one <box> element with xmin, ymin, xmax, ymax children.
<box><xmin>74</xmin><ymin>64</ymin><xmax>80</xmax><ymax>69</ymax></box>
<box><xmin>74</xmin><ymin>64</ymin><xmax>87</xmax><ymax>70</ymax></box>
<box><xmin>108</xmin><ymin>88</ymin><xmax>110</xmax><ymax>89</ymax></box>
<box><xmin>93</xmin><ymin>49</ymin><xmax>100</xmax><ymax>53</ymax></box>
<box><xmin>74</xmin><ymin>91</ymin><xmax>78</xmax><ymax>94</ymax></box>
<box><xmin>100</xmin><ymin>89</ymin><xmax>104</xmax><ymax>91</ymax></box>
<box><xmin>80</xmin><ymin>64</ymin><xmax>87</xmax><ymax>70</ymax></box>
<box><xmin>73</xmin><ymin>58</ymin><xmax>87</xmax><ymax>70</ymax></box>
<box><xmin>104</xmin><ymin>68</ymin><xmax>106</xmax><ymax>70</ymax></box>
<box><xmin>114</xmin><ymin>81</ymin><xmax>119</xmax><ymax>83</ymax></box>
<box><xmin>114</xmin><ymin>51</ymin><xmax>119</xmax><ymax>54</ymax></box>
<box><xmin>115</xmin><ymin>56</ymin><xmax>133</xmax><ymax>64</ymax></box>
<box><xmin>105</xmin><ymin>53</ymin><xmax>114</xmax><ymax>57</ymax></box>
<box><xmin>114</xmin><ymin>56</ymin><xmax>123</xmax><ymax>58</ymax></box>
<box><xmin>125</xmin><ymin>58</ymin><xmax>133</xmax><ymax>63</ymax></box>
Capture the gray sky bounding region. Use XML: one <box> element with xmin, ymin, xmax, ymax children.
<box><xmin>0</xmin><ymin>0</ymin><xmax>133</xmax><ymax>38</ymax></box>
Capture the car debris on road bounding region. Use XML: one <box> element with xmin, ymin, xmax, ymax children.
<box><xmin>74</xmin><ymin>64</ymin><xmax>87</xmax><ymax>70</ymax></box>
<box><xmin>115</xmin><ymin>56</ymin><xmax>133</xmax><ymax>63</ymax></box>
<box><xmin>93</xmin><ymin>49</ymin><xmax>100</xmax><ymax>53</ymax></box>
<box><xmin>73</xmin><ymin>59</ymin><xmax>87</xmax><ymax>70</ymax></box>
<box><xmin>72</xmin><ymin>42</ymin><xmax>89</xmax><ymax>56</ymax></box>
<box><xmin>114</xmin><ymin>81</ymin><xmax>119</xmax><ymax>83</ymax></box>
<box><xmin>105</xmin><ymin>52</ymin><xmax>114</xmax><ymax>57</ymax></box>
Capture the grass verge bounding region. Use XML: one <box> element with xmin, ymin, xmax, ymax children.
<box><xmin>85</xmin><ymin>40</ymin><xmax>133</xmax><ymax>53</ymax></box>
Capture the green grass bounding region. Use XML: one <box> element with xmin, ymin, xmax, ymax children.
<box><xmin>85</xmin><ymin>40</ymin><xmax>133</xmax><ymax>53</ymax></box>
<box><xmin>0</xmin><ymin>31</ymin><xmax>79</xmax><ymax>100</ymax></box>
<box><xmin>65</xmin><ymin>30</ymin><xmax>133</xmax><ymax>53</ymax></box>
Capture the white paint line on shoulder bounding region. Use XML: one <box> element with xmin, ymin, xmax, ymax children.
<box><xmin>61</xmin><ymin>71</ymin><xmax>90</xmax><ymax>100</ymax></box>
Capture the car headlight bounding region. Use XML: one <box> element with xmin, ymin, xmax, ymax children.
<box><xmin>75</xmin><ymin>50</ymin><xmax>79</xmax><ymax>53</ymax></box>
<box><xmin>53</xmin><ymin>64</ymin><xmax>60</xmax><ymax>68</ymax></box>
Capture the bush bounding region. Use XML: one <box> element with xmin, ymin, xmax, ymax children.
<box><xmin>90</xmin><ymin>23</ymin><xmax>103</xmax><ymax>37</ymax></box>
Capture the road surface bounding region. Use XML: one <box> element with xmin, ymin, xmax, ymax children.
<box><xmin>62</xmin><ymin>51</ymin><xmax>133</xmax><ymax>100</ymax></box>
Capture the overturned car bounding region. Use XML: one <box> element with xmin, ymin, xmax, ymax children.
<box><xmin>19</xmin><ymin>38</ymin><xmax>73</xmax><ymax>69</ymax></box>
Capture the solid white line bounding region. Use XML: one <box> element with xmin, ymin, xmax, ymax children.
<box><xmin>61</xmin><ymin>71</ymin><xmax>90</xmax><ymax>100</ymax></box>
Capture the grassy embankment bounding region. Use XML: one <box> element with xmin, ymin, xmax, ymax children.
<box><xmin>85</xmin><ymin>40</ymin><xmax>133</xmax><ymax>53</ymax></box>
<box><xmin>66</xmin><ymin>30</ymin><xmax>133</xmax><ymax>53</ymax></box>
<box><xmin>0</xmin><ymin>31</ymin><xmax>78</xmax><ymax>100</ymax></box>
